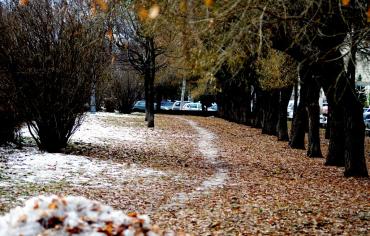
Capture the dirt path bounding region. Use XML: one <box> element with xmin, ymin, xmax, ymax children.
<box><xmin>162</xmin><ymin>118</ymin><xmax>228</xmax><ymax>210</ymax></box>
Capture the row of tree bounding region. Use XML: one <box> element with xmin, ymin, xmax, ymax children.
<box><xmin>0</xmin><ymin>0</ymin><xmax>368</xmax><ymax>176</ymax></box>
<box><xmin>130</xmin><ymin>0</ymin><xmax>369</xmax><ymax>177</ymax></box>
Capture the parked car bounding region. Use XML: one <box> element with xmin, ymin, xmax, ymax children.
<box><xmin>160</xmin><ymin>101</ymin><xmax>174</xmax><ymax>110</ymax></box>
<box><xmin>363</xmin><ymin>107</ymin><xmax>370</xmax><ymax>119</ymax></box>
<box><xmin>364</xmin><ymin>113</ymin><xmax>370</xmax><ymax>129</ymax></box>
<box><xmin>183</xmin><ymin>102</ymin><xmax>202</xmax><ymax>111</ymax></box>
<box><xmin>132</xmin><ymin>100</ymin><xmax>157</xmax><ymax>112</ymax></box>
<box><xmin>172</xmin><ymin>101</ymin><xmax>190</xmax><ymax>110</ymax></box>
<box><xmin>320</xmin><ymin>114</ymin><xmax>327</xmax><ymax>127</ymax></box>
<box><xmin>287</xmin><ymin>100</ymin><xmax>294</xmax><ymax>119</ymax></box>
<box><xmin>132</xmin><ymin>100</ymin><xmax>145</xmax><ymax>112</ymax></box>
<box><xmin>321</xmin><ymin>102</ymin><xmax>328</xmax><ymax>115</ymax></box>
<box><xmin>207</xmin><ymin>103</ymin><xmax>218</xmax><ymax>112</ymax></box>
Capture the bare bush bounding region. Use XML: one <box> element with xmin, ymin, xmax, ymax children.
<box><xmin>0</xmin><ymin>1</ymin><xmax>108</xmax><ymax>152</ymax></box>
<box><xmin>113</xmin><ymin>69</ymin><xmax>143</xmax><ymax>114</ymax></box>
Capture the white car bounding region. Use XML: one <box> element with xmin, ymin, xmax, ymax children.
<box><xmin>182</xmin><ymin>102</ymin><xmax>202</xmax><ymax>111</ymax></box>
<box><xmin>287</xmin><ymin>100</ymin><xmax>294</xmax><ymax>119</ymax></box>
<box><xmin>172</xmin><ymin>101</ymin><xmax>190</xmax><ymax>110</ymax></box>
<box><xmin>320</xmin><ymin>114</ymin><xmax>327</xmax><ymax>127</ymax></box>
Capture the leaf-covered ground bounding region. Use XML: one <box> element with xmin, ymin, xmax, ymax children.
<box><xmin>0</xmin><ymin>113</ymin><xmax>369</xmax><ymax>235</ymax></box>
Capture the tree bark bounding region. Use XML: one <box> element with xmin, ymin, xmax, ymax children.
<box><xmin>306</xmin><ymin>78</ymin><xmax>322</xmax><ymax>157</ymax></box>
<box><xmin>289</xmin><ymin>76</ymin><xmax>307</xmax><ymax>149</ymax></box>
<box><xmin>277</xmin><ymin>86</ymin><xmax>293</xmax><ymax>141</ymax></box>
<box><xmin>261</xmin><ymin>91</ymin><xmax>279</xmax><ymax>135</ymax></box>
<box><xmin>316</xmin><ymin>52</ymin><xmax>368</xmax><ymax>176</ymax></box>
<box><xmin>144</xmin><ymin>76</ymin><xmax>149</xmax><ymax>122</ymax></box>
<box><xmin>147</xmin><ymin>73</ymin><xmax>155</xmax><ymax>128</ymax></box>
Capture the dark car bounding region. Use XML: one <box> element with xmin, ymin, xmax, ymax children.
<box><xmin>160</xmin><ymin>101</ymin><xmax>174</xmax><ymax>110</ymax></box>
<box><xmin>132</xmin><ymin>100</ymin><xmax>158</xmax><ymax>112</ymax></box>
<box><xmin>364</xmin><ymin>113</ymin><xmax>370</xmax><ymax>129</ymax></box>
<box><xmin>132</xmin><ymin>100</ymin><xmax>145</xmax><ymax>112</ymax></box>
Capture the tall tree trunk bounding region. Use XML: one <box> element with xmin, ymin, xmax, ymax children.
<box><xmin>277</xmin><ymin>86</ymin><xmax>293</xmax><ymax>141</ymax></box>
<box><xmin>290</xmin><ymin>74</ymin><xmax>308</xmax><ymax>149</ymax></box>
<box><xmin>305</xmin><ymin>77</ymin><xmax>322</xmax><ymax>157</ymax></box>
<box><xmin>147</xmin><ymin>38</ymin><xmax>156</xmax><ymax>128</ymax></box>
<box><xmin>317</xmin><ymin>52</ymin><xmax>368</xmax><ymax>176</ymax></box>
<box><xmin>343</xmin><ymin>95</ymin><xmax>368</xmax><ymax>176</ymax></box>
<box><xmin>341</xmin><ymin>32</ymin><xmax>367</xmax><ymax>176</ymax></box>
<box><xmin>147</xmin><ymin>73</ymin><xmax>155</xmax><ymax>128</ymax></box>
<box><xmin>144</xmin><ymin>76</ymin><xmax>149</xmax><ymax>121</ymax></box>
<box><xmin>261</xmin><ymin>91</ymin><xmax>279</xmax><ymax>135</ymax></box>
<box><xmin>251</xmin><ymin>86</ymin><xmax>263</xmax><ymax>128</ymax></box>
<box><xmin>325</xmin><ymin>103</ymin><xmax>345</xmax><ymax>166</ymax></box>
<box><xmin>325</xmin><ymin>104</ymin><xmax>331</xmax><ymax>139</ymax></box>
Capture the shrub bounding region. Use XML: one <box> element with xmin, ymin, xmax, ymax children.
<box><xmin>0</xmin><ymin>1</ymin><xmax>108</xmax><ymax>152</ymax></box>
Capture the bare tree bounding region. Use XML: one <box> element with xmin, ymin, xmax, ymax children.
<box><xmin>112</xmin><ymin>3</ymin><xmax>166</xmax><ymax>127</ymax></box>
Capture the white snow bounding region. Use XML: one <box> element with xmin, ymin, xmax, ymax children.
<box><xmin>21</xmin><ymin>112</ymin><xmax>146</xmax><ymax>145</ymax></box>
<box><xmin>0</xmin><ymin>147</ymin><xmax>165</xmax><ymax>188</ymax></box>
<box><xmin>0</xmin><ymin>195</ymin><xmax>165</xmax><ymax>236</ymax></box>
<box><xmin>72</xmin><ymin>113</ymin><xmax>146</xmax><ymax>145</ymax></box>
<box><xmin>1</xmin><ymin>112</ymin><xmax>166</xmax><ymax>188</ymax></box>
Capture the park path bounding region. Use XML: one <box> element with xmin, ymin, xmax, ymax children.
<box><xmin>161</xmin><ymin>118</ymin><xmax>228</xmax><ymax>210</ymax></box>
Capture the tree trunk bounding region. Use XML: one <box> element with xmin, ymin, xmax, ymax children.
<box><xmin>343</xmin><ymin>98</ymin><xmax>368</xmax><ymax>176</ymax></box>
<box><xmin>289</xmin><ymin>76</ymin><xmax>307</xmax><ymax>149</ymax></box>
<box><xmin>147</xmin><ymin>74</ymin><xmax>155</xmax><ymax>128</ymax></box>
<box><xmin>144</xmin><ymin>76</ymin><xmax>149</xmax><ymax>122</ymax></box>
<box><xmin>317</xmin><ymin>52</ymin><xmax>368</xmax><ymax>176</ymax></box>
<box><xmin>251</xmin><ymin>86</ymin><xmax>263</xmax><ymax>128</ymax></box>
<box><xmin>306</xmin><ymin>78</ymin><xmax>322</xmax><ymax>157</ymax></box>
<box><xmin>325</xmin><ymin>104</ymin><xmax>345</xmax><ymax>166</ymax></box>
<box><xmin>325</xmin><ymin>104</ymin><xmax>331</xmax><ymax>139</ymax></box>
<box><xmin>261</xmin><ymin>91</ymin><xmax>279</xmax><ymax>135</ymax></box>
<box><xmin>277</xmin><ymin>86</ymin><xmax>293</xmax><ymax>141</ymax></box>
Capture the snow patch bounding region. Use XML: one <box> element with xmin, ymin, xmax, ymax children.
<box><xmin>0</xmin><ymin>195</ymin><xmax>168</xmax><ymax>236</ymax></box>
<box><xmin>0</xmin><ymin>147</ymin><xmax>165</xmax><ymax>188</ymax></box>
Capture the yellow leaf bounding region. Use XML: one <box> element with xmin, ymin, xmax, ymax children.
<box><xmin>204</xmin><ymin>0</ymin><xmax>214</xmax><ymax>8</ymax></box>
<box><xmin>148</xmin><ymin>4</ymin><xmax>160</xmax><ymax>19</ymax></box>
<box><xmin>180</xmin><ymin>0</ymin><xmax>187</xmax><ymax>13</ymax></box>
<box><xmin>94</xmin><ymin>0</ymin><xmax>108</xmax><ymax>13</ymax></box>
<box><xmin>48</xmin><ymin>201</ymin><xmax>58</xmax><ymax>210</ymax></box>
<box><xmin>341</xmin><ymin>0</ymin><xmax>350</xmax><ymax>7</ymax></box>
<box><xmin>19</xmin><ymin>0</ymin><xmax>29</xmax><ymax>6</ymax></box>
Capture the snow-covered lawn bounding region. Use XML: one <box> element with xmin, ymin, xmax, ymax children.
<box><xmin>1</xmin><ymin>113</ymin><xmax>166</xmax><ymax>188</ymax></box>
<box><xmin>1</xmin><ymin>112</ymin><xmax>225</xmax><ymax>216</ymax></box>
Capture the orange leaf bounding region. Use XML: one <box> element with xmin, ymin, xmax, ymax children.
<box><xmin>204</xmin><ymin>0</ymin><xmax>214</xmax><ymax>7</ymax></box>
<box><xmin>368</xmin><ymin>5</ymin><xmax>370</xmax><ymax>23</ymax></box>
<box><xmin>106</xmin><ymin>28</ymin><xmax>113</xmax><ymax>41</ymax></box>
<box><xmin>341</xmin><ymin>0</ymin><xmax>350</xmax><ymax>7</ymax></box>
<box><xmin>91</xmin><ymin>4</ymin><xmax>97</xmax><ymax>16</ymax></box>
<box><xmin>127</xmin><ymin>212</ymin><xmax>137</xmax><ymax>217</ymax></box>
<box><xmin>19</xmin><ymin>0</ymin><xmax>29</xmax><ymax>6</ymax></box>
<box><xmin>33</xmin><ymin>201</ymin><xmax>39</xmax><ymax>210</ymax></box>
<box><xmin>48</xmin><ymin>201</ymin><xmax>58</xmax><ymax>210</ymax></box>
<box><xmin>138</xmin><ymin>7</ymin><xmax>148</xmax><ymax>21</ymax></box>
